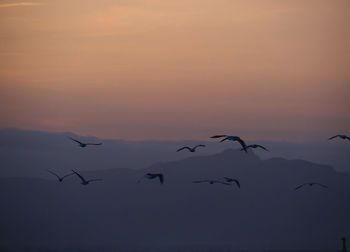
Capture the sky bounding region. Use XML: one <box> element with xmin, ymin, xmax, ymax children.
<box><xmin>0</xmin><ymin>0</ymin><xmax>349</xmax><ymax>141</ymax></box>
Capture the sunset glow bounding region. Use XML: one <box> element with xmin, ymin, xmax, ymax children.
<box><xmin>1</xmin><ymin>0</ymin><xmax>349</xmax><ymax>140</ymax></box>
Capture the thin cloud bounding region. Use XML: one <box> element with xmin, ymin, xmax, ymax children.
<box><xmin>0</xmin><ymin>2</ymin><xmax>42</xmax><ymax>8</ymax></box>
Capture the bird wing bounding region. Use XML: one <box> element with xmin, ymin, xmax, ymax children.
<box><xmin>345</xmin><ymin>136</ymin><xmax>350</xmax><ymax>141</ymax></box>
<box><xmin>46</xmin><ymin>170</ymin><xmax>60</xmax><ymax>180</ymax></box>
<box><xmin>192</xmin><ymin>180</ymin><xmax>209</xmax><ymax>183</ymax></box>
<box><xmin>257</xmin><ymin>145</ymin><xmax>269</xmax><ymax>151</ymax></box>
<box><xmin>328</xmin><ymin>135</ymin><xmax>340</xmax><ymax>140</ymax></box>
<box><xmin>314</xmin><ymin>183</ymin><xmax>328</xmax><ymax>188</ymax></box>
<box><xmin>61</xmin><ymin>173</ymin><xmax>75</xmax><ymax>180</ymax></box>
<box><xmin>176</xmin><ymin>146</ymin><xmax>191</xmax><ymax>152</ymax></box>
<box><xmin>220</xmin><ymin>137</ymin><xmax>230</xmax><ymax>142</ymax></box>
<box><xmin>86</xmin><ymin>143</ymin><xmax>102</xmax><ymax>146</ymax></box>
<box><xmin>210</xmin><ymin>135</ymin><xmax>227</xmax><ymax>139</ymax></box>
<box><xmin>87</xmin><ymin>179</ymin><xmax>103</xmax><ymax>183</ymax></box>
<box><xmin>145</xmin><ymin>173</ymin><xmax>154</xmax><ymax>179</ymax></box>
<box><xmin>232</xmin><ymin>179</ymin><xmax>241</xmax><ymax>188</ymax></box>
<box><xmin>71</xmin><ymin>170</ymin><xmax>86</xmax><ymax>183</ymax></box>
<box><xmin>237</xmin><ymin>138</ymin><xmax>248</xmax><ymax>152</ymax></box>
<box><xmin>158</xmin><ymin>174</ymin><xmax>164</xmax><ymax>184</ymax></box>
<box><xmin>69</xmin><ymin>137</ymin><xmax>83</xmax><ymax>145</ymax></box>
<box><xmin>294</xmin><ymin>183</ymin><xmax>307</xmax><ymax>190</ymax></box>
<box><xmin>194</xmin><ymin>144</ymin><xmax>206</xmax><ymax>150</ymax></box>
<box><xmin>214</xmin><ymin>181</ymin><xmax>231</xmax><ymax>185</ymax></box>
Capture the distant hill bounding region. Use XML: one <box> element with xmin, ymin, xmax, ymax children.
<box><xmin>0</xmin><ymin>128</ymin><xmax>228</xmax><ymax>178</ymax></box>
<box><xmin>0</xmin><ymin>128</ymin><xmax>349</xmax><ymax>179</ymax></box>
<box><xmin>0</xmin><ymin>149</ymin><xmax>349</xmax><ymax>251</ymax></box>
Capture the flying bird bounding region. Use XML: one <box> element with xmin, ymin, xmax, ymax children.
<box><xmin>211</xmin><ymin>135</ymin><xmax>247</xmax><ymax>152</ymax></box>
<box><xmin>192</xmin><ymin>180</ymin><xmax>231</xmax><ymax>185</ymax></box>
<box><xmin>294</xmin><ymin>182</ymin><xmax>328</xmax><ymax>190</ymax></box>
<box><xmin>68</xmin><ymin>137</ymin><xmax>102</xmax><ymax>148</ymax></box>
<box><xmin>176</xmin><ymin>144</ymin><xmax>206</xmax><ymax>152</ymax></box>
<box><xmin>241</xmin><ymin>144</ymin><xmax>269</xmax><ymax>152</ymax></box>
<box><xmin>71</xmin><ymin>170</ymin><xmax>103</xmax><ymax>185</ymax></box>
<box><xmin>223</xmin><ymin>177</ymin><xmax>241</xmax><ymax>188</ymax></box>
<box><xmin>328</xmin><ymin>135</ymin><xmax>350</xmax><ymax>141</ymax></box>
<box><xmin>46</xmin><ymin>170</ymin><xmax>74</xmax><ymax>182</ymax></box>
<box><xmin>138</xmin><ymin>173</ymin><xmax>164</xmax><ymax>184</ymax></box>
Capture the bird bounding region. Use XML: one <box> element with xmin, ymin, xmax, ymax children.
<box><xmin>68</xmin><ymin>137</ymin><xmax>102</xmax><ymax>148</ymax></box>
<box><xmin>211</xmin><ymin>135</ymin><xmax>248</xmax><ymax>152</ymax></box>
<box><xmin>176</xmin><ymin>144</ymin><xmax>206</xmax><ymax>152</ymax></box>
<box><xmin>138</xmin><ymin>173</ymin><xmax>164</xmax><ymax>184</ymax></box>
<box><xmin>223</xmin><ymin>177</ymin><xmax>241</xmax><ymax>188</ymax></box>
<box><xmin>46</xmin><ymin>170</ymin><xmax>74</xmax><ymax>182</ymax></box>
<box><xmin>241</xmin><ymin>144</ymin><xmax>269</xmax><ymax>152</ymax></box>
<box><xmin>71</xmin><ymin>170</ymin><xmax>103</xmax><ymax>185</ymax></box>
<box><xmin>328</xmin><ymin>135</ymin><xmax>350</xmax><ymax>141</ymax></box>
<box><xmin>192</xmin><ymin>180</ymin><xmax>231</xmax><ymax>185</ymax></box>
<box><xmin>294</xmin><ymin>182</ymin><xmax>328</xmax><ymax>190</ymax></box>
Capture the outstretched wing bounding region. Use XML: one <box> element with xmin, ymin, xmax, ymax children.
<box><xmin>328</xmin><ymin>135</ymin><xmax>340</xmax><ymax>140</ymax></box>
<box><xmin>314</xmin><ymin>183</ymin><xmax>328</xmax><ymax>188</ymax></box>
<box><xmin>71</xmin><ymin>169</ymin><xmax>86</xmax><ymax>183</ymax></box>
<box><xmin>345</xmin><ymin>136</ymin><xmax>350</xmax><ymax>141</ymax></box>
<box><xmin>210</xmin><ymin>135</ymin><xmax>227</xmax><ymax>139</ymax></box>
<box><xmin>69</xmin><ymin>137</ymin><xmax>83</xmax><ymax>145</ymax></box>
<box><xmin>256</xmin><ymin>145</ymin><xmax>269</xmax><ymax>151</ymax></box>
<box><xmin>232</xmin><ymin>179</ymin><xmax>240</xmax><ymax>188</ymax></box>
<box><xmin>214</xmin><ymin>181</ymin><xmax>231</xmax><ymax>185</ymax></box>
<box><xmin>157</xmin><ymin>174</ymin><xmax>164</xmax><ymax>184</ymax></box>
<box><xmin>192</xmin><ymin>180</ymin><xmax>209</xmax><ymax>183</ymax></box>
<box><xmin>86</xmin><ymin>143</ymin><xmax>102</xmax><ymax>146</ymax></box>
<box><xmin>46</xmin><ymin>169</ymin><xmax>60</xmax><ymax>180</ymax></box>
<box><xmin>176</xmin><ymin>146</ymin><xmax>191</xmax><ymax>152</ymax></box>
<box><xmin>87</xmin><ymin>179</ymin><xmax>103</xmax><ymax>183</ymax></box>
<box><xmin>220</xmin><ymin>137</ymin><xmax>230</xmax><ymax>142</ymax></box>
<box><xmin>236</xmin><ymin>138</ymin><xmax>247</xmax><ymax>152</ymax></box>
<box><xmin>193</xmin><ymin>144</ymin><xmax>206</xmax><ymax>150</ymax></box>
<box><xmin>294</xmin><ymin>183</ymin><xmax>307</xmax><ymax>190</ymax></box>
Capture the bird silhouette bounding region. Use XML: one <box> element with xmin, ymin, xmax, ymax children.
<box><xmin>71</xmin><ymin>170</ymin><xmax>103</xmax><ymax>185</ymax></box>
<box><xmin>241</xmin><ymin>144</ymin><xmax>269</xmax><ymax>152</ymax></box>
<box><xmin>68</xmin><ymin>137</ymin><xmax>102</xmax><ymax>148</ymax></box>
<box><xmin>223</xmin><ymin>177</ymin><xmax>241</xmax><ymax>188</ymax></box>
<box><xmin>46</xmin><ymin>170</ymin><xmax>74</xmax><ymax>182</ymax></box>
<box><xmin>294</xmin><ymin>182</ymin><xmax>328</xmax><ymax>190</ymax></box>
<box><xmin>211</xmin><ymin>135</ymin><xmax>248</xmax><ymax>152</ymax></box>
<box><xmin>138</xmin><ymin>173</ymin><xmax>164</xmax><ymax>184</ymax></box>
<box><xmin>192</xmin><ymin>180</ymin><xmax>231</xmax><ymax>185</ymax></box>
<box><xmin>328</xmin><ymin>135</ymin><xmax>350</xmax><ymax>141</ymax></box>
<box><xmin>176</xmin><ymin>144</ymin><xmax>206</xmax><ymax>152</ymax></box>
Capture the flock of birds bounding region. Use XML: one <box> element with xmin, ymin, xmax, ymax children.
<box><xmin>46</xmin><ymin>134</ymin><xmax>349</xmax><ymax>191</ymax></box>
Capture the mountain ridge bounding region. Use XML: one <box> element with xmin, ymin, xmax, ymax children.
<box><xmin>0</xmin><ymin>147</ymin><xmax>349</xmax><ymax>250</ymax></box>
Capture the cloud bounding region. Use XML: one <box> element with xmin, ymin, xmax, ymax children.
<box><xmin>0</xmin><ymin>2</ymin><xmax>42</xmax><ymax>8</ymax></box>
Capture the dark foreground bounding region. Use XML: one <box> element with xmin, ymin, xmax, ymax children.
<box><xmin>0</xmin><ymin>249</ymin><xmax>342</xmax><ymax>252</ymax></box>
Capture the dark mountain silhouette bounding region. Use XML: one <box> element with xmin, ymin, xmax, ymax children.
<box><xmin>0</xmin><ymin>128</ymin><xmax>350</xmax><ymax>179</ymax></box>
<box><xmin>0</xmin><ymin>149</ymin><xmax>349</xmax><ymax>251</ymax></box>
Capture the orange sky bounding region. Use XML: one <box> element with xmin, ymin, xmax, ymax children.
<box><xmin>0</xmin><ymin>0</ymin><xmax>349</xmax><ymax>141</ymax></box>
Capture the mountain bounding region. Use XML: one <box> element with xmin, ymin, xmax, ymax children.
<box><xmin>0</xmin><ymin>128</ymin><xmax>350</xmax><ymax>179</ymax></box>
<box><xmin>0</xmin><ymin>149</ymin><xmax>349</xmax><ymax>251</ymax></box>
<box><xmin>0</xmin><ymin>128</ymin><xmax>228</xmax><ymax>178</ymax></box>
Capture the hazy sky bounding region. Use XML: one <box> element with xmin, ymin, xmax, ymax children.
<box><xmin>0</xmin><ymin>0</ymin><xmax>349</xmax><ymax>141</ymax></box>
